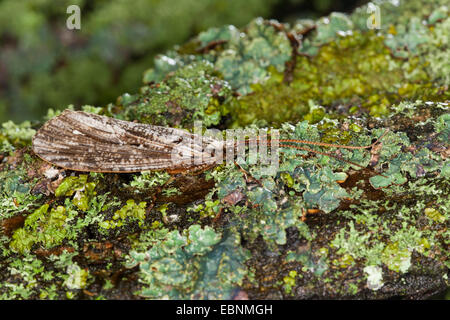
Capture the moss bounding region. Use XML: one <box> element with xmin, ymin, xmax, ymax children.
<box><xmin>282</xmin><ymin>270</ymin><xmax>298</xmax><ymax>295</ymax></box>
<box><xmin>134</xmin><ymin>4</ymin><xmax>448</xmax><ymax>128</ymax></box>
<box><xmin>226</xmin><ymin>31</ymin><xmax>448</xmax><ymax>126</ymax></box>
<box><xmin>125</xmin><ymin>61</ymin><xmax>232</xmax><ymax>127</ymax></box>
<box><xmin>10</xmin><ymin>204</ymin><xmax>68</xmax><ymax>253</ymax></box>
<box><xmin>188</xmin><ymin>200</ymin><xmax>221</xmax><ymax>219</ymax></box>
<box><xmin>55</xmin><ymin>174</ymin><xmax>97</xmax><ymax>211</ymax></box>
<box><xmin>99</xmin><ymin>199</ymin><xmax>147</xmax><ymax>230</ymax></box>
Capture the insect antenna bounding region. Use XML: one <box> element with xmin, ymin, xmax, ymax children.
<box><xmin>235</xmin><ymin>129</ymin><xmax>389</xmax><ymax>178</ymax></box>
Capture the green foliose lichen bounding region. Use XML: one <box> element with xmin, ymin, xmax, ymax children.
<box><xmin>200</xmin><ymin>119</ymin><xmax>402</xmax><ymax>247</ymax></box>
<box><xmin>119</xmin><ymin>4</ymin><xmax>449</xmax><ymax>132</ymax></box>
<box><xmin>300</xmin><ymin>12</ymin><xmax>354</xmax><ymax>56</ymax></box>
<box><xmin>369</xmin><ymin>107</ymin><xmax>448</xmax><ymax>189</ymax></box>
<box><xmin>0</xmin><ymin>164</ymin><xmax>39</xmax><ymax>219</ymax></box>
<box><xmin>206</xmin><ymin>18</ymin><xmax>292</xmax><ymax>95</ymax></box>
<box><xmin>331</xmin><ymin>181</ymin><xmax>444</xmax><ymax>275</ymax></box>
<box><xmin>122</xmin><ymin>171</ymin><xmax>171</xmax><ymax>194</ymax></box>
<box><xmin>286</xmin><ymin>248</ymin><xmax>328</xmax><ymax>276</ymax></box>
<box><xmin>127</xmin><ymin>225</ymin><xmax>250</xmax><ymax>299</ymax></box>
<box><xmin>205</xmin><ymin>162</ymin><xmax>311</xmax><ymax>246</ymax></box>
<box><xmin>384</xmin><ymin>17</ymin><xmax>430</xmax><ymax>58</ymax></box>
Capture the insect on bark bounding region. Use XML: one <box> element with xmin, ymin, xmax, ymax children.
<box><xmin>32</xmin><ymin>110</ymin><xmax>387</xmax><ymax>175</ymax></box>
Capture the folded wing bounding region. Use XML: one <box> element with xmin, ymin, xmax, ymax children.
<box><xmin>32</xmin><ymin>110</ymin><xmax>222</xmax><ymax>172</ymax></box>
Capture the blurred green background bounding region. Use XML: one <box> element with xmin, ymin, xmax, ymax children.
<box><xmin>0</xmin><ymin>0</ymin><xmax>362</xmax><ymax>123</ymax></box>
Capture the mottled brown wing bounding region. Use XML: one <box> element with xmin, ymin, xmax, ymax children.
<box><xmin>32</xmin><ymin>110</ymin><xmax>223</xmax><ymax>172</ymax></box>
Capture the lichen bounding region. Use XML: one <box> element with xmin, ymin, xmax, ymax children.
<box><xmin>0</xmin><ymin>164</ymin><xmax>39</xmax><ymax>219</ymax></box>
<box><xmin>0</xmin><ymin>120</ymin><xmax>35</xmax><ymax>153</ymax></box>
<box><xmin>225</xmin><ymin>31</ymin><xmax>448</xmax><ymax>126</ymax></box>
<box><xmin>364</xmin><ymin>265</ymin><xmax>384</xmax><ymax>291</ymax></box>
<box><xmin>99</xmin><ymin>199</ymin><xmax>147</xmax><ymax>229</ymax></box>
<box><xmin>127</xmin><ymin>225</ymin><xmax>250</xmax><ymax>299</ymax></box>
<box><xmin>203</xmin><ymin>18</ymin><xmax>292</xmax><ymax>95</ymax></box>
<box><xmin>127</xmin><ymin>61</ymin><xmax>231</xmax><ymax>127</ymax></box>
<box><xmin>282</xmin><ymin>270</ymin><xmax>298</xmax><ymax>295</ymax></box>
<box><xmin>64</xmin><ymin>264</ymin><xmax>90</xmax><ymax>290</ymax></box>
